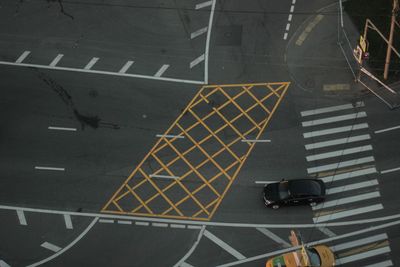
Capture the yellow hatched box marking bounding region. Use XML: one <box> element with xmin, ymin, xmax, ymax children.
<box><xmin>102</xmin><ymin>82</ymin><xmax>290</xmax><ymax>220</ymax></box>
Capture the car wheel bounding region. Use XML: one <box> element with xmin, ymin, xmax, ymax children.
<box><xmin>272</xmin><ymin>204</ymin><xmax>280</xmax><ymax>209</ymax></box>
<box><xmin>309</xmin><ymin>201</ymin><xmax>317</xmax><ymax>207</ymax></box>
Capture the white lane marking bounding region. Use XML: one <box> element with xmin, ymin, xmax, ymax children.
<box><xmin>117</xmin><ymin>220</ymin><xmax>132</xmax><ymax>225</ymax></box>
<box><xmin>320</xmin><ymin>167</ymin><xmax>377</xmax><ymax>183</ymax></box>
<box><xmin>326</xmin><ymin>180</ymin><xmax>378</xmax><ymax>195</ymax></box>
<box><xmin>119</xmin><ymin>60</ymin><xmax>134</xmax><ymax>73</ymax></box>
<box><xmin>256</xmin><ymin>228</ymin><xmax>291</xmax><ymax>248</ymax></box>
<box><xmin>15</xmin><ymin>51</ymin><xmax>31</xmax><ymax>63</ymax></box>
<box><xmin>99</xmin><ymin>219</ymin><xmax>114</xmax><ymax>224</ymax></box>
<box><xmin>135</xmin><ymin>221</ymin><xmax>149</xmax><ymax>226</ymax></box>
<box><xmin>283</xmin><ymin>32</ymin><xmax>288</xmax><ymax>40</ymax></box>
<box><xmin>191</xmin><ymin>26</ymin><xmax>208</xmax><ymax>39</ymax></box>
<box><xmin>381</xmin><ymin>166</ymin><xmax>400</xmax><ymax>174</ymax></box>
<box><xmin>27</xmin><ymin>218</ymin><xmax>98</xmax><ymax>267</ymax></box>
<box><xmin>17</xmin><ymin>210</ymin><xmax>27</xmax><ymax>225</ymax></box>
<box><xmin>305</xmin><ymin>134</ymin><xmax>371</xmax><ymax>150</ymax></box>
<box><xmin>0</xmin><ymin>61</ymin><xmax>204</xmax><ymax>85</ymax></box>
<box><xmin>0</xmin><ymin>260</ymin><xmax>11</xmax><ymax>267</ymax></box>
<box><xmin>41</xmin><ymin>242</ymin><xmax>62</xmax><ymax>253</ymax></box>
<box><xmin>313</xmin><ymin>204</ymin><xmax>383</xmax><ymax>223</ymax></box>
<box><xmin>290</xmin><ymin>5</ymin><xmax>295</xmax><ymax>12</ymax></box>
<box><xmin>241</xmin><ymin>139</ymin><xmax>271</xmax><ymax>143</ymax></box>
<box><xmin>48</xmin><ymin>126</ymin><xmax>77</xmax><ymax>132</ymax></box>
<box><xmin>153</xmin><ymin>222</ymin><xmax>168</xmax><ymax>228</ymax></box>
<box><xmin>317</xmin><ymin>227</ymin><xmax>336</xmax><ymax>237</ymax></box>
<box><xmin>204</xmin><ymin>0</ymin><xmax>216</xmax><ymax>84</ymax></box>
<box><xmin>49</xmin><ymin>54</ymin><xmax>64</xmax><ymax>67</ymax></box>
<box><xmin>307</xmin><ymin>156</ymin><xmax>375</xmax><ymax>174</ymax></box>
<box><xmin>313</xmin><ymin>191</ymin><xmax>381</xmax><ymax>210</ymax></box>
<box><xmin>173</xmin><ymin>226</ymin><xmax>205</xmax><ymax>267</ymax></box>
<box><xmin>288</xmin><ymin>14</ymin><xmax>293</xmax><ymax>21</ymax></box>
<box><xmin>196</xmin><ymin>0</ymin><xmax>212</xmax><ymax>9</ymax></box>
<box><xmin>254</xmin><ymin>181</ymin><xmax>278</xmax><ymax>184</ymax></box>
<box><xmin>180</xmin><ymin>262</ymin><xmax>194</xmax><ymax>267</ymax></box>
<box><xmin>336</xmin><ymin>246</ymin><xmax>391</xmax><ymax>265</ymax></box>
<box><xmin>84</xmin><ymin>57</ymin><xmax>99</xmax><ymax>70</ymax></box>
<box><xmin>63</xmin><ymin>214</ymin><xmax>73</xmax><ymax>229</ymax></box>
<box><xmin>292</xmin><ymin>0</ymin><xmax>296</xmax><ymax>4</ymax></box>
<box><xmin>156</xmin><ymin>134</ymin><xmax>184</xmax><ymax>139</ymax></box>
<box><xmin>154</xmin><ymin>64</ymin><xmax>170</xmax><ymax>77</ymax></box>
<box><xmin>171</xmin><ymin>224</ymin><xmax>186</xmax><ymax>229</ymax></box>
<box><xmin>306</xmin><ymin>145</ymin><xmax>373</xmax><ymax>162</ymax></box>
<box><xmin>190</xmin><ymin>54</ymin><xmax>205</xmax><ymax>69</ymax></box>
<box><xmin>331</xmin><ymin>233</ymin><xmax>388</xmax><ymax>252</ymax></box>
<box><xmin>375</xmin><ymin>125</ymin><xmax>400</xmax><ymax>134</ymax></box>
<box><xmin>149</xmin><ymin>174</ymin><xmax>179</xmax><ymax>179</ymax></box>
<box><xmin>34</xmin><ymin>166</ymin><xmax>65</xmax><ymax>171</ymax></box>
<box><xmin>302</xmin><ymin>112</ymin><xmax>367</xmax><ymax>127</ymax></box>
<box><xmin>363</xmin><ymin>260</ymin><xmax>393</xmax><ymax>267</ymax></box>
<box><xmin>300</xmin><ymin>103</ymin><xmax>364</xmax><ymax>117</ymax></box>
<box><xmin>204</xmin><ymin>230</ymin><xmax>246</xmax><ymax>260</ymax></box>
<box><xmin>303</xmin><ymin>123</ymin><xmax>369</xmax><ymax>138</ymax></box>
<box><xmin>285</xmin><ymin>23</ymin><xmax>291</xmax><ymax>31</ymax></box>
<box><xmin>188</xmin><ymin>225</ymin><xmax>203</xmax><ymax>229</ymax></box>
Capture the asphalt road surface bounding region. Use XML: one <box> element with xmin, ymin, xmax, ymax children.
<box><xmin>1</xmin><ymin>0</ymin><xmax>400</xmax><ymax>266</ymax></box>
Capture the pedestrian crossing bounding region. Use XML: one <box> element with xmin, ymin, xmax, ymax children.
<box><xmin>300</xmin><ymin>102</ymin><xmax>383</xmax><ymax>223</ymax></box>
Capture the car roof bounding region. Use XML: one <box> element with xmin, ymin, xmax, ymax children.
<box><xmin>288</xmin><ymin>179</ymin><xmax>322</xmax><ymax>196</ymax></box>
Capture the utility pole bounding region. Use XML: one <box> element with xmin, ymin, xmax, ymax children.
<box><xmin>383</xmin><ymin>0</ymin><xmax>399</xmax><ymax>80</ymax></box>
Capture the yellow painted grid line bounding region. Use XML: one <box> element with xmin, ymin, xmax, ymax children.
<box><xmin>242</xmin><ymin>85</ymin><xmax>271</xmax><ymax>115</ymax></box>
<box><xmin>125</xmin><ymin>184</ymin><xmax>154</xmax><ymax>214</ymax></box>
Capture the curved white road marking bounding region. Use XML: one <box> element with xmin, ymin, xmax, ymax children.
<box><xmin>173</xmin><ymin>225</ymin><xmax>205</xmax><ymax>267</ymax></box>
<box><xmin>26</xmin><ymin>217</ymin><xmax>98</xmax><ymax>267</ymax></box>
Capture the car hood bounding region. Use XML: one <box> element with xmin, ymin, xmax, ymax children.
<box><xmin>264</xmin><ymin>183</ymin><xmax>280</xmax><ymax>201</ymax></box>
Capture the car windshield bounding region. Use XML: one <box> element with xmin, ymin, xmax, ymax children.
<box><xmin>278</xmin><ymin>181</ymin><xmax>289</xmax><ymax>199</ymax></box>
<box><xmin>306</xmin><ymin>248</ymin><xmax>322</xmax><ymax>266</ymax></box>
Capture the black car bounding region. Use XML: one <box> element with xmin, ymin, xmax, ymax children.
<box><xmin>263</xmin><ymin>179</ymin><xmax>326</xmax><ymax>209</ymax></box>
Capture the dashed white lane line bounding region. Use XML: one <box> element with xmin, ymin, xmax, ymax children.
<box><xmin>41</xmin><ymin>242</ymin><xmax>62</xmax><ymax>253</ymax></box>
<box><xmin>306</xmin><ymin>145</ymin><xmax>373</xmax><ymax>161</ymax></box>
<box><xmin>0</xmin><ymin>260</ymin><xmax>11</xmax><ymax>267</ymax></box>
<box><xmin>204</xmin><ymin>230</ymin><xmax>246</xmax><ymax>260</ymax></box>
<box><xmin>307</xmin><ymin>156</ymin><xmax>375</xmax><ymax>174</ymax></box>
<box><xmin>63</xmin><ymin>214</ymin><xmax>73</xmax><ymax>229</ymax></box>
<box><xmin>34</xmin><ymin>166</ymin><xmax>65</xmax><ymax>171</ymax></box>
<box><xmin>320</xmin><ymin>167</ymin><xmax>377</xmax><ymax>183</ymax></box>
<box><xmin>187</xmin><ymin>225</ymin><xmax>202</xmax><ymax>230</ymax></box>
<box><xmin>15</xmin><ymin>50</ymin><xmax>31</xmax><ymax>63</ymax></box>
<box><xmin>171</xmin><ymin>224</ymin><xmax>186</xmax><ymax>229</ymax></box>
<box><xmin>154</xmin><ymin>64</ymin><xmax>170</xmax><ymax>77</ymax></box>
<box><xmin>16</xmin><ymin>210</ymin><xmax>27</xmax><ymax>225</ymax></box>
<box><xmin>117</xmin><ymin>220</ymin><xmax>132</xmax><ymax>225</ymax></box>
<box><xmin>256</xmin><ymin>228</ymin><xmax>291</xmax><ymax>248</ymax></box>
<box><xmin>326</xmin><ymin>180</ymin><xmax>378</xmax><ymax>195</ymax></box>
<box><xmin>375</xmin><ymin>125</ymin><xmax>400</xmax><ymax>134</ymax></box>
<box><xmin>99</xmin><ymin>219</ymin><xmax>114</xmax><ymax>224</ymax></box>
<box><xmin>303</xmin><ymin>123</ymin><xmax>369</xmax><ymax>138</ymax></box>
<box><xmin>119</xmin><ymin>60</ymin><xmax>134</xmax><ymax>73</ymax></box>
<box><xmin>283</xmin><ymin>1</ymin><xmax>296</xmax><ymax>40</ymax></box>
<box><xmin>153</xmin><ymin>222</ymin><xmax>168</xmax><ymax>228</ymax></box>
<box><xmin>313</xmin><ymin>204</ymin><xmax>383</xmax><ymax>223</ymax></box>
<box><xmin>84</xmin><ymin>57</ymin><xmax>99</xmax><ymax>70</ymax></box>
<box><xmin>48</xmin><ymin>126</ymin><xmax>77</xmax><ymax>132</ymax></box>
<box><xmin>191</xmin><ymin>26</ymin><xmax>208</xmax><ymax>39</ymax></box>
<box><xmin>363</xmin><ymin>260</ymin><xmax>393</xmax><ymax>267</ymax></box>
<box><xmin>317</xmin><ymin>227</ymin><xmax>336</xmax><ymax>237</ymax></box>
<box><xmin>195</xmin><ymin>0</ymin><xmax>212</xmax><ymax>9</ymax></box>
<box><xmin>49</xmin><ymin>54</ymin><xmax>64</xmax><ymax>67</ymax></box>
<box><xmin>331</xmin><ymin>233</ymin><xmax>387</xmax><ymax>252</ymax></box>
<box><xmin>336</xmin><ymin>246</ymin><xmax>391</xmax><ymax>265</ymax></box>
<box><xmin>305</xmin><ymin>134</ymin><xmax>371</xmax><ymax>150</ymax></box>
<box><xmin>283</xmin><ymin>32</ymin><xmax>288</xmax><ymax>40</ymax></box>
<box><xmin>190</xmin><ymin>54</ymin><xmax>205</xmax><ymax>69</ymax></box>
<box><xmin>381</xmin><ymin>166</ymin><xmax>400</xmax><ymax>174</ymax></box>
<box><xmin>135</xmin><ymin>221</ymin><xmax>149</xmax><ymax>226</ymax></box>
<box><xmin>302</xmin><ymin>112</ymin><xmax>367</xmax><ymax>127</ymax></box>
<box><xmin>312</xmin><ymin>191</ymin><xmax>381</xmax><ymax>210</ymax></box>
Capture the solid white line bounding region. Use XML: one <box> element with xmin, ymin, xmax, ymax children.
<box><xmin>317</xmin><ymin>227</ymin><xmax>336</xmax><ymax>237</ymax></box>
<box><xmin>135</xmin><ymin>221</ymin><xmax>149</xmax><ymax>226</ymax></box>
<box><xmin>306</xmin><ymin>145</ymin><xmax>373</xmax><ymax>161</ymax></box>
<box><xmin>336</xmin><ymin>246</ymin><xmax>391</xmax><ymax>265</ymax></box>
<box><xmin>119</xmin><ymin>60</ymin><xmax>134</xmax><ymax>73</ymax></box>
<box><xmin>381</xmin><ymin>166</ymin><xmax>400</xmax><ymax>174</ymax></box>
<box><xmin>99</xmin><ymin>219</ymin><xmax>114</xmax><ymax>224</ymax></box>
<box><xmin>288</xmin><ymin>14</ymin><xmax>293</xmax><ymax>21</ymax></box>
<box><xmin>27</xmin><ymin>218</ymin><xmax>98</xmax><ymax>267</ymax></box>
<box><xmin>375</xmin><ymin>125</ymin><xmax>400</xmax><ymax>134</ymax></box>
<box><xmin>149</xmin><ymin>174</ymin><xmax>179</xmax><ymax>179</ymax></box>
<box><xmin>48</xmin><ymin>126</ymin><xmax>77</xmax><ymax>132</ymax></box>
<box><xmin>256</xmin><ymin>228</ymin><xmax>291</xmax><ymax>248</ymax></box>
<box><xmin>49</xmin><ymin>54</ymin><xmax>64</xmax><ymax>67</ymax></box>
<box><xmin>283</xmin><ymin>32</ymin><xmax>288</xmax><ymax>40</ymax></box>
<box><xmin>17</xmin><ymin>210</ymin><xmax>27</xmax><ymax>225</ymax></box>
<box><xmin>190</xmin><ymin>54</ymin><xmax>205</xmax><ymax>69</ymax></box>
<box><xmin>303</xmin><ymin>123</ymin><xmax>369</xmax><ymax>138</ymax></box>
<box><xmin>153</xmin><ymin>222</ymin><xmax>168</xmax><ymax>228</ymax></box>
<box><xmin>307</xmin><ymin>156</ymin><xmax>375</xmax><ymax>174</ymax></box>
<box><xmin>171</xmin><ymin>224</ymin><xmax>186</xmax><ymax>229</ymax></box>
<box><xmin>173</xmin><ymin>226</ymin><xmax>205</xmax><ymax>267</ymax></box>
<box><xmin>0</xmin><ymin>61</ymin><xmax>204</xmax><ymax>85</ymax></box>
<box><xmin>34</xmin><ymin>166</ymin><xmax>65</xmax><ymax>171</ymax></box>
<box><xmin>290</xmin><ymin>5</ymin><xmax>295</xmax><ymax>12</ymax></box>
<box><xmin>326</xmin><ymin>180</ymin><xmax>378</xmax><ymax>195</ymax></box>
<box><xmin>204</xmin><ymin>230</ymin><xmax>246</xmax><ymax>260</ymax></box>
<box><xmin>241</xmin><ymin>139</ymin><xmax>271</xmax><ymax>143</ymax></box>
<box><xmin>0</xmin><ymin>260</ymin><xmax>10</xmax><ymax>267</ymax></box>
<box><xmin>41</xmin><ymin>242</ymin><xmax>62</xmax><ymax>253</ymax></box>
<box><xmin>300</xmin><ymin>103</ymin><xmax>363</xmax><ymax>117</ymax></box>
<box><xmin>156</xmin><ymin>134</ymin><xmax>184</xmax><ymax>139</ymax></box>
<box><xmin>84</xmin><ymin>57</ymin><xmax>99</xmax><ymax>70</ymax></box>
<box><xmin>254</xmin><ymin>181</ymin><xmax>278</xmax><ymax>184</ymax></box>
<box><xmin>180</xmin><ymin>262</ymin><xmax>194</xmax><ymax>267</ymax></box>
<box><xmin>191</xmin><ymin>27</ymin><xmax>208</xmax><ymax>39</ymax></box>
<box><xmin>154</xmin><ymin>64</ymin><xmax>170</xmax><ymax>77</ymax></box>
<box><xmin>312</xmin><ymin>191</ymin><xmax>380</xmax><ymax>210</ymax></box>
<box><xmin>363</xmin><ymin>260</ymin><xmax>393</xmax><ymax>267</ymax></box>
<box><xmin>320</xmin><ymin>167</ymin><xmax>377</xmax><ymax>183</ymax></box>
<box><xmin>196</xmin><ymin>0</ymin><xmax>212</xmax><ymax>9</ymax></box>
<box><xmin>117</xmin><ymin>220</ymin><xmax>132</xmax><ymax>225</ymax></box>
<box><xmin>15</xmin><ymin>51</ymin><xmax>31</xmax><ymax>63</ymax></box>
<box><xmin>313</xmin><ymin>204</ymin><xmax>383</xmax><ymax>223</ymax></box>
<box><xmin>331</xmin><ymin>233</ymin><xmax>387</xmax><ymax>252</ymax></box>
<box><xmin>305</xmin><ymin>134</ymin><xmax>371</xmax><ymax>150</ymax></box>
<box><xmin>204</xmin><ymin>0</ymin><xmax>216</xmax><ymax>83</ymax></box>
<box><xmin>302</xmin><ymin>112</ymin><xmax>367</xmax><ymax>127</ymax></box>
<box><xmin>63</xmin><ymin>214</ymin><xmax>73</xmax><ymax>229</ymax></box>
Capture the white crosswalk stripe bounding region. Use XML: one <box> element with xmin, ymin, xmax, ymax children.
<box><xmin>307</xmin><ymin>156</ymin><xmax>375</xmax><ymax>174</ymax></box>
<box><xmin>320</xmin><ymin>167</ymin><xmax>377</xmax><ymax>183</ymax></box>
<box><xmin>305</xmin><ymin>134</ymin><xmax>371</xmax><ymax>150</ymax></box>
<box><xmin>312</xmin><ymin>191</ymin><xmax>380</xmax><ymax>210</ymax></box>
<box><xmin>336</xmin><ymin>246</ymin><xmax>391</xmax><ymax>265</ymax></box>
<box><xmin>302</xmin><ymin>112</ymin><xmax>367</xmax><ymax>127</ymax></box>
<box><xmin>331</xmin><ymin>233</ymin><xmax>387</xmax><ymax>252</ymax></box>
<box><xmin>313</xmin><ymin>204</ymin><xmax>383</xmax><ymax>223</ymax></box>
<box><xmin>326</xmin><ymin>179</ymin><xmax>378</xmax><ymax>195</ymax></box>
<box><xmin>303</xmin><ymin>123</ymin><xmax>369</xmax><ymax>138</ymax></box>
<box><xmin>306</xmin><ymin>145</ymin><xmax>373</xmax><ymax>161</ymax></box>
